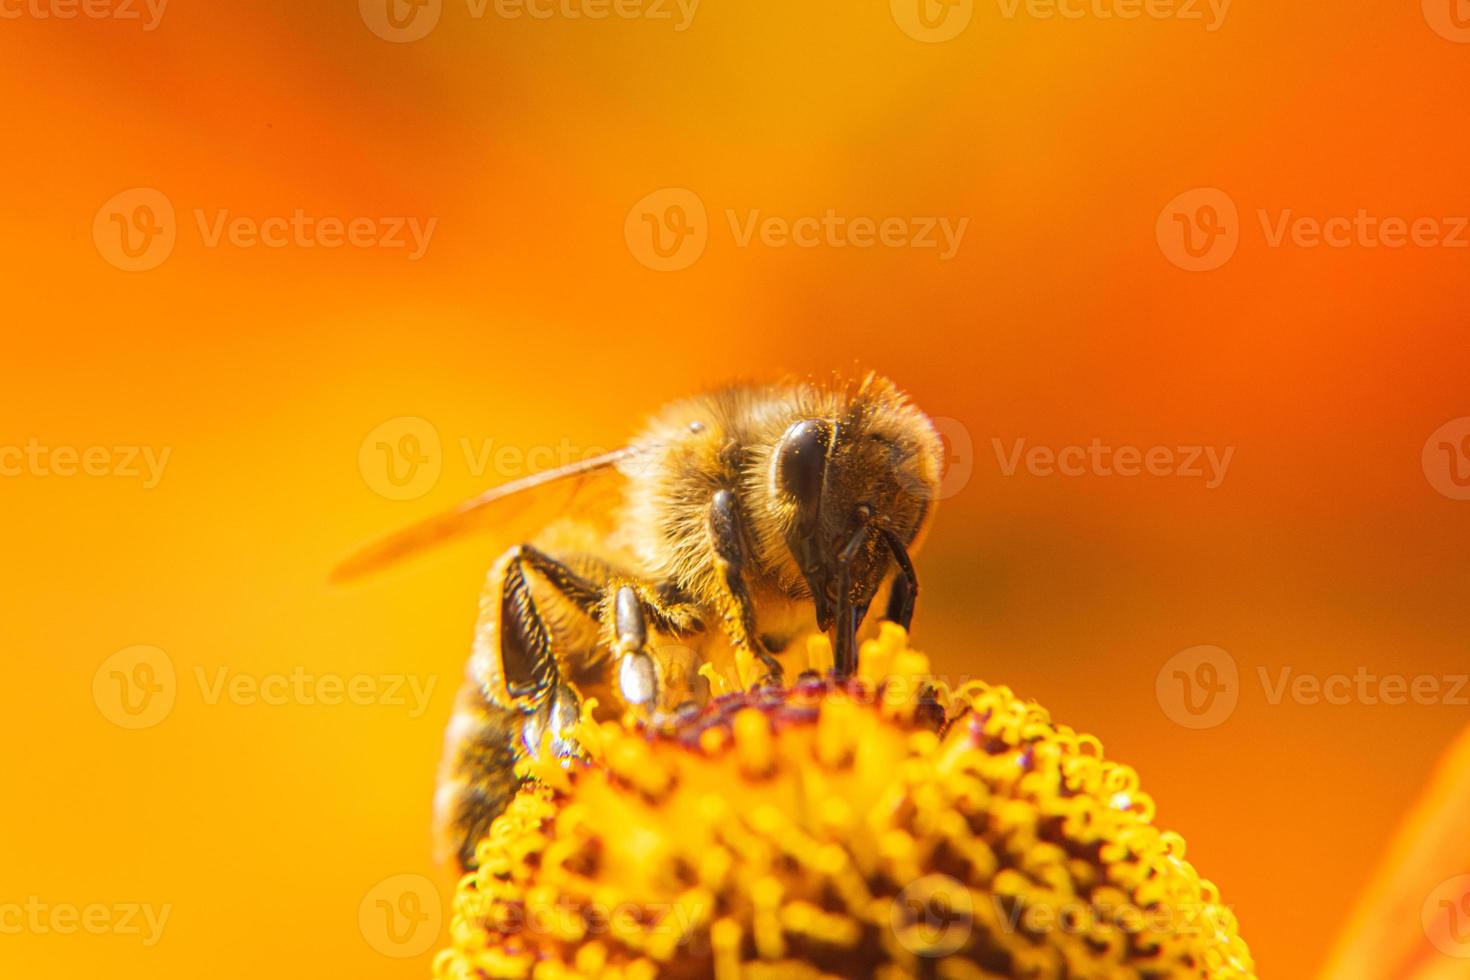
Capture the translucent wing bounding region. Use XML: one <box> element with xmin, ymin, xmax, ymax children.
<box><xmin>332</xmin><ymin>447</ymin><xmax>636</xmax><ymax>582</ymax></box>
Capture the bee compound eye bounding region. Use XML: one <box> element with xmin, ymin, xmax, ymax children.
<box><xmin>775</xmin><ymin>419</ymin><xmax>830</xmax><ymax>527</ymax></box>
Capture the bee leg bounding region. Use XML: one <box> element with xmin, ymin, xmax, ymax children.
<box><xmin>490</xmin><ymin>545</ymin><xmax>604</xmax><ymax>707</ymax></box>
<box><xmin>522</xmin><ymin>681</ymin><xmax>582</xmax><ymax>758</ymax></box>
<box><xmin>613</xmin><ymin>585</ymin><xmax>659</xmax><ymax>710</ymax></box>
<box><xmin>709</xmin><ymin>489</ymin><xmax>784</xmax><ymax>686</ymax></box>
<box><xmin>879</xmin><ymin>527</ymin><xmax>918</xmax><ymax>630</ymax></box>
<box><xmin>444</xmin><ymin>546</ymin><xmax>603</xmax><ymax>871</ymax></box>
<box><xmin>512</xmin><ymin>544</ymin><xmax>605</xmax><ymax>619</ymax></box>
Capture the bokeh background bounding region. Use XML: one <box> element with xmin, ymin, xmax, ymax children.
<box><xmin>3</xmin><ymin>1</ymin><xmax>1469</xmax><ymax>977</ymax></box>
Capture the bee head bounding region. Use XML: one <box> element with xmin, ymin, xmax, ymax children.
<box><xmin>767</xmin><ymin>383</ymin><xmax>944</xmax><ymax>642</ymax></box>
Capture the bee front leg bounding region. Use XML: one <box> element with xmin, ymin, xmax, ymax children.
<box><xmin>603</xmin><ymin>582</ymin><xmax>705</xmax><ymax>716</ymax></box>
<box><xmin>709</xmin><ymin>489</ymin><xmax>784</xmax><ymax>686</ymax></box>
<box><xmin>879</xmin><ymin>527</ymin><xmax>919</xmax><ymax>630</ymax></box>
<box><xmin>612</xmin><ymin>584</ymin><xmax>657</xmax><ymax>709</ymax></box>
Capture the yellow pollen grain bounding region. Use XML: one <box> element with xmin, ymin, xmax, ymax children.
<box><xmin>733</xmin><ymin>708</ymin><xmax>775</xmax><ymax>778</ymax></box>
<box><xmin>805</xmin><ymin>634</ymin><xmax>834</xmax><ymax>674</ymax></box>
<box><xmin>699</xmin><ymin>662</ymin><xmax>734</xmax><ymax>697</ymax></box>
<box><xmin>816</xmin><ymin>697</ymin><xmax>858</xmax><ymax>768</ymax></box>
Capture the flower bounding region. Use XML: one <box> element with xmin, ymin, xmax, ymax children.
<box><xmin>1318</xmin><ymin>719</ymin><xmax>1470</xmax><ymax>979</ymax></box>
<box><xmin>434</xmin><ymin>625</ymin><xmax>1255</xmax><ymax>979</ymax></box>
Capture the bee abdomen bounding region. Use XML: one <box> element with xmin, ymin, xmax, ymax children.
<box><xmin>433</xmin><ymin>681</ymin><xmax>526</xmax><ymax>870</ymax></box>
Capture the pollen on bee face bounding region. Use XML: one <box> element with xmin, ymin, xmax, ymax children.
<box><xmin>435</xmin><ymin>628</ymin><xmax>1256</xmax><ymax>980</ymax></box>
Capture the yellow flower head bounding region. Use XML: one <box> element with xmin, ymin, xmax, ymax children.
<box><xmin>435</xmin><ymin>625</ymin><xmax>1255</xmax><ymax>979</ymax></box>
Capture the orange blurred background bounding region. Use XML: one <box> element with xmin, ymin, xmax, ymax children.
<box><xmin>3</xmin><ymin>2</ymin><xmax>1469</xmax><ymax>978</ymax></box>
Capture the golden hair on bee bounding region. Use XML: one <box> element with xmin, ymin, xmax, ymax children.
<box><xmin>617</xmin><ymin>373</ymin><xmax>944</xmax><ymax>644</ymax></box>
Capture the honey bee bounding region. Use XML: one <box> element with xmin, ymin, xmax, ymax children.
<box><xmin>335</xmin><ymin>373</ymin><xmax>945</xmax><ymax>869</ymax></box>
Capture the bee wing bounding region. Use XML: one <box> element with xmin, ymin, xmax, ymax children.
<box><xmin>332</xmin><ymin>447</ymin><xmax>638</xmax><ymax>582</ymax></box>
